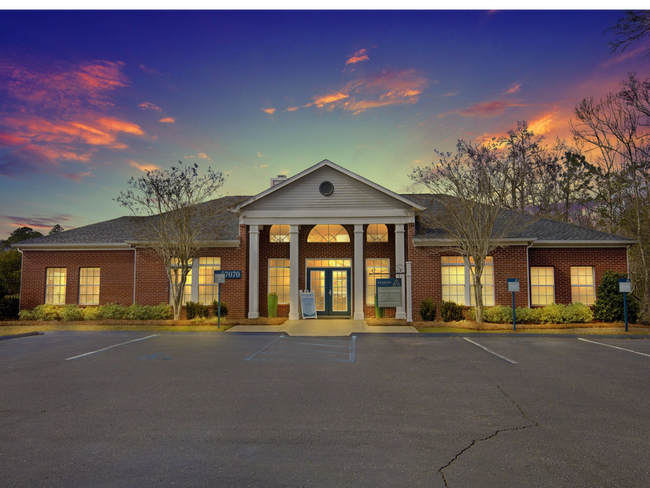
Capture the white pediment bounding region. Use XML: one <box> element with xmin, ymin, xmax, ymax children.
<box><xmin>237</xmin><ymin>161</ymin><xmax>422</xmax><ymax>224</ymax></box>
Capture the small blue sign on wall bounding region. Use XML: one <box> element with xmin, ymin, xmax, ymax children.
<box><xmin>214</xmin><ymin>270</ymin><xmax>241</xmax><ymax>282</ymax></box>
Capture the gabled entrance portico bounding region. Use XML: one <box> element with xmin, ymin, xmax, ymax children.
<box><xmin>235</xmin><ymin>160</ymin><xmax>424</xmax><ymax>321</ymax></box>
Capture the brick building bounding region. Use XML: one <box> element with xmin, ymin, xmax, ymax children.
<box><xmin>15</xmin><ymin>160</ymin><xmax>634</xmax><ymax>320</ymax></box>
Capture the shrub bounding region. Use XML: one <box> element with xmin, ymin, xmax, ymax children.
<box><xmin>96</xmin><ymin>302</ymin><xmax>127</xmax><ymax>320</ymax></box>
<box><xmin>515</xmin><ymin>307</ymin><xmax>541</xmax><ymax>324</ymax></box>
<box><xmin>61</xmin><ymin>305</ymin><xmax>85</xmax><ymax>321</ymax></box>
<box><xmin>150</xmin><ymin>304</ymin><xmax>173</xmax><ymax>320</ymax></box>
<box><xmin>592</xmin><ymin>271</ymin><xmax>639</xmax><ymax>323</ymax></box>
<box><xmin>32</xmin><ymin>304</ymin><xmax>64</xmax><ymax>321</ymax></box>
<box><xmin>19</xmin><ymin>309</ymin><xmax>35</xmax><ymax>321</ymax></box>
<box><xmin>186</xmin><ymin>301</ymin><xmax>209</xmax><ymax>319</ymax></box>
<box><xmin>419</xmin><ymin>298</ymin><xmax>437</xmax><ymax>321</ymax></box>
<box><xmin>0</xmin><ymin>297</ymin><xmax>19</xmax><ymax>320</ymax></box>
<box><xmin>212</xmin><ymin>301</ymin><xmax>228</xmax><ymax>318</ymax></box>
<box><xmin>82</xmin><ymin>306</ymin><xmax>100</xmax><ymax>320</ymax></box>
<box><xmin>440</xmin><ymin>301</ymin><xmax>463</xmax><ymax>322</ymax></box>
<box><xmin>563</xmin><ymin>303</ymin><xmax>593</xmax><ymax>323</ymax></box>
<box><xmin>483</xmin><ymin>305</ymin><xmax>513</xmax><ymax>323</ymax></box>
<box><xmin>538</xmin><ymin>303</ymin><xmax>565</xmax><ymax>324</ymax></box>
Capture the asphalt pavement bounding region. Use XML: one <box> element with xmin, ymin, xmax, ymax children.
<box><xmin>1</xmin><ymin>331</ymin><xmax>649</xmax><ymax>487</ymax></box>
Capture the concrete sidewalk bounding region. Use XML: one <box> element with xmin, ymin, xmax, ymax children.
<box><xmin>227</xmin><ymin>319</ymin><xmax>418</xmax><ymax>336</ymax></box>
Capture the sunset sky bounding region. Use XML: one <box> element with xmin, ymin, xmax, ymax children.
<box><xmin>1</xmin><ymin>10</ymin><xmax>649</xmax><ymax>238</ymax></box>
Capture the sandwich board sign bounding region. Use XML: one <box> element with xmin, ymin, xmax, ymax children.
<box><xmin>300</xmin><ymin>290</ymin><xmax>317</xmax><ymax>319</ymax></box>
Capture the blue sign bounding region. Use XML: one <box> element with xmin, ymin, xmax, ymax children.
<box><xmin>376</xmin><ymin>278</ymin><xmax>402</xmax><ymax>307</ymax></box>
<box><xmin>214</xmin><ymin>270</ymin><xmax>241</xmax><ymax>281</ymax></box>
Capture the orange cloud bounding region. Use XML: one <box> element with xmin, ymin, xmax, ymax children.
<box><xmin>442</xmin><ymin>100</ymin><xmax>526</xmax><ymax>118</ymax></box>
<box><xmin>159</xmin><ymin>117</ymin><xmax>176</xmax><ymax>123</ymax></box>
<box><xmin>261</xmin><ymin>108</ymin><xmax>276</xmax><ymax>114</ymax></box>
<box><xmin>139</xmin><ymin>101</ymin><xmax>162</xmax><ymax>111</ymax></box>
<box><xmin>504</xmin><ymin>82</ymin><xmax>522</xmax><ymax>94</ymax></box>
<box><xmin>528</xmin><ymin>110</ymin><xmax>558</xmax><ymax>136</ymax></box>
<box><xmin>0</xmin><ymin>59</ymin><xmax>144</xmax><ymax>179</ymax></box>
<box><xmin>128</xmin><ymin>160</ymin><xmax>161</xmax><ymax>172</ymax></box>
<box><xmin>346</xmin><ymin>49</ymin><xmax>369</xmax><ymax>65</ymax></box>
<box><xmin>4</xmin><ymin>214</ymin><xmax>75</xmax><ymax>230</ymax></box>
<box><xmin>289</xmin><ymin>69</ymin><xmax>427</xmax><ymax>114</ymax></box>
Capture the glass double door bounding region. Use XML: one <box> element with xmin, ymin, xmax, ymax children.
<box><xmin>307</xmin><ymin>268</ymin><xmax>351</xmax><ymax>317</ymax></box>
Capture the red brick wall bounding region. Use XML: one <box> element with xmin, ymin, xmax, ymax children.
<box><xmin>529</xmin><ymin>247</ymin><xmax>627</xmax><ymax>304</ymax></box>
<box><xmin>259</xmin><ymin>225</ymin><xmax>290</xmax><ymax>317</ymax></box>
<box><xmin>20</xmin><ymin>250</ymin><xmax>135</xmax><ymax>310</ymax></box>
<box><xmin>408</xmin><ymin>238</ymin><xmax>630</xmax><ymax>319</ymax></box>
<box><xmin>20</xmin><ymin>225</ymin><xmax>248</xmax><ymax>318</ymax></box>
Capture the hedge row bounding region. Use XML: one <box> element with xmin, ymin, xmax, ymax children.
<box><xmin>469</xmin><ymin>303</ymin><xmax>594</xmax><ymax>324</ymax></box>
<box><xmin>19</xmin><ymin>303</ymin><xmax>173</xmax><ymax>321</ymax></box>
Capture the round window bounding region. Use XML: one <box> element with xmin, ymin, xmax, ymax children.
<box><xmin>319</xmin><ymin>181</ymin><xmax>334</xmax><ymax>196</ymax></box>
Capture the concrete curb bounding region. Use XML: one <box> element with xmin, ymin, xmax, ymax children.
<box><xmin>0</xmin><ymin>331</ymin><xmax>44</xmax><ymax>341</ymax></box>
<box><xmin>415</xmin><ymin>332</ymin><xmax>650</xmax><ymax>339</ymax></box>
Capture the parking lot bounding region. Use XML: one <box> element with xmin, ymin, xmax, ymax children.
<box><xmin>1</xmin><ymin>331</ymin><xmax>650</xmax><ymax>487</ymax></box>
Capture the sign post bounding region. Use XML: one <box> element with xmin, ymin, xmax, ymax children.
<box><xmin>213</xmin><ymin>270</ymin><xmax>241</xmax><ymax>329</ymax></box>
<box><xmin>619</xmin><ymin>278</ymin><xmax>632</xmax><ymax>332</ymax></box>
<box><xmin>507</xmin><ymin>278</ymin><xmax>520</xmax><ymax>331</ymax></box>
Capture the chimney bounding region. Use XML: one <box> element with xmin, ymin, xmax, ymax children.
<box><xmin>270</xmin><ymin>175</ymin><xmax>288</xmax><ymax>187</ymax></box>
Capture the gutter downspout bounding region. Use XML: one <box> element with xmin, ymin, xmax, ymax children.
<box><xmin>132</xmin><ymin>246</ymin><xmax>137</xmax><ymax>305</ymax></box>
<box><xmin>17</xmin><ymin>247</ymin><xmax>23</xmax><ymax>311</ymax></box>
<box><xmin>526</xmin><ymin>241</ymin><xmax>534</xmax><ymax>308</ymax></box>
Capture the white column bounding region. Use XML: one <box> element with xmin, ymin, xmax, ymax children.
<box><xmin>406</xmin><ymin>261</ymin><xmax>413</xmax><ymax>323</ymax></box>
<box><xmin>248</xmin><ymin>225</ymin><xmax>260</xmax><ymax>319</ymax></box>
<box><xmin>395</xmin><ymin>224</ymin><xmax>406</xmax><ymax>319</ymax></box>
<box><xmin>289</xmin><ymin>225</ymin><xmax>300</xmax><ymax>321</ymax></box>
<box><xmin>354</xmin><ymin>224</ymin><xmax>365</xmax><ymax>321</ymax></box>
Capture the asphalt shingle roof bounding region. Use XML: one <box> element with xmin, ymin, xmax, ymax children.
<box><xmin>15</xmin><ymin>193</ymin><xmax>632</xmax><ymax>247</ymax></box>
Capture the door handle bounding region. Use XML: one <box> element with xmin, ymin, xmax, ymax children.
<box><xmin>328</xmin><ymin>290</ymin><xmax>332</xmax><ymax>296</ymax></box>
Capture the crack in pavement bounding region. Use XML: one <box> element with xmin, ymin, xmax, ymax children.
<box><xmin>0</xmin><ymin>404</ymin><xmax>67</xmax><ymax>430</ymax></box>
<box><xmin>438</xmin><ymin>369</ymin><xmax>539</xmax><ymax>488</ymax></box>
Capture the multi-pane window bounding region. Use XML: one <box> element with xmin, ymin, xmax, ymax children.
<box><xmin>470</xmin><ymin>258</ymin><xmax>494</xmax><ymax>307</ymax></box>
<box><xmin>45</xmin><ymin>268</ymin><xmax>67</xmax><ymax>304</ymax></box>
<box><xmin>269</xmin><ymin>259</ymin><xmax>290</xmax><ymax>304</ymax></box>
<box><xmin>366</xmin><ymin>258</ymin><xmax>390</xmax><ymax>305</ymax></box>
<box><xmin>306</xmin><ymin>259</ymin><xmax>351</xmax><ymax>268</ymax></box>
<box><xmin>441</xmin><ymin>256</ymin><xmax>494</xmax><ymax>306</ymax></box>
<box><xmin>531</xmin><ymin>267</ymin><xmax>555</xmax><ymax>306</ymax></box>
<box><xmin>307</xmin><ymin>224</ymin><xmax>350</xmax><ymax>243</ymax></box>
<box><xmin>270</xmin><ymin>225</ymin><xmax>290</xmax><ymax>243</ymax></box>
<box><xmin>170</xmin><ymin>258</ymin><xmax>193</xmax><ymax>305</ymax></box>
<box><xmin>571</xmin><ymin>266</ymin><xmax>595</xmax><ymax>305</ymax></box>
<box><xmin>367</xmin><ymin>224</ymin><xmax>388</xmax><ymax>242</ymax></box>
<box><xmin>198</xmin><ymin>257</ymin><xmax>221</xmax><ymax>304</ymax></box>
<box><xmin>79</xmin><ymin>268</ymin><xmax>100</xmax><ymax>305</ymax></box>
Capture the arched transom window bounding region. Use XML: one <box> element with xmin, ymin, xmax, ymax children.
<box><xmin>367</xmin><ymin>224</ymin><xmax>388</xmax><ymax>242</ymax></box>
<box><xmin>270</xmin><ymin>225</ymin><xmax>290</xmax><ymax>243</ymax></box>
<box><xmin>307</xmin><ymin>224</ymin><xmax>350</xmax><ymax>243</ymax></box>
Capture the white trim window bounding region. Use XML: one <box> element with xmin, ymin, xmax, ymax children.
<box><xmin>45</xmin><ymin>268</ymin><xmax>67</xmax><ymax>305</ymax></box>
<box><xmin>198</xmin><ymin>257</ymin><xmax>221</xmax><ymax>304</ymax></box>
<box><xmin>571</xmin><ymin>266</ymin><xmax>595</xmax><ymax>305</ymax></box>
<box><xmin>307</xmin><ymin>225</ymin><xmax>350</xmax><ymax>243</ymax></box>
<box><xmin>366</xmin><ymin>258</ymin><xmax>390</xmax><ymax>305</ymax></box>
<box><xmin>441</xmin><ymin>256</ymin><xmax>494</xmax><ymax>306</ymax></box>
<box><xmin>79</xmin><ymin>267</ymin><xmax>100</xmax><ymax>305</ymax></box>
<box><xmin>269</xmin><ymin>259</ymin><xmax>290</xmax><ymax>304</ymax></box>
<box><xmin>367</xmin><ymin>224</ymin><xmax>388</xmax><ymax>243</ymax></box>
<box><xmin>531</xmin><ymin>267</ymin><xmax>555</xmax><ymax>306</ymax></box>
<box><xmin>170</xmin><ymin>258</ymin><xmax>193</xmax><ymax>305</ymax></box>
<box><xmin>270</xmin><ymin>225</ymin><xmax>290</xmax><ymax>243</ymax></box>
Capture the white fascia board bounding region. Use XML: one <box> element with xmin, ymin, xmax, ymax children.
<box><xmin>413</xmin><ymin>238</ymin><xmax>535</xmax><ymax>247</ymax></box>
<box><xmin>126</xmin><ymin>240</ymin><xmax>240</xmax><ymax>248</ymax></box>
<box><xmin>244</xmin><ymin>216</ymin><xmax>415</xmax><ymax>226</ymax></box>
<box><xmin>14</xmin><ymin>243</ymin><xmax>132</xmax><ymax>251</ymax></box>
<box><xmin>235</xmin><ymin>159</ymin><xmax>425</xmax><ymax>212</ymax></box>
<box><xmin>242</xmin><ymin>208</ymin><xmax>414</xmax><ymax>219</ymax></box>
<box><xmin>531</xmin><ymin>240</ymin><xmax>637</xmax><ymax>248</ymax></box>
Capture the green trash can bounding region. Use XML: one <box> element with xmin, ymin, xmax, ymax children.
<box><xmin>268</xmin><ymin>293</ymin><xmax>278</xmax><ymax>318</ymax></box>
<box><xmin>374</xmin><ymin>304</ymin><xmax>384</xmax><ymax>318</ymax></box>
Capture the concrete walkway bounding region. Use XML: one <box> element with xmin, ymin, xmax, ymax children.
<box><xmin>227</xmin><ymin>319</ymin><xmax>418</xmax><ymax>336</ymax></box>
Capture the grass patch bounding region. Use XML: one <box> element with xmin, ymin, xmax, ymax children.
<box><xmin>0</xmin><ymin>317</ymin><xmax>288</xmax><ymax>336</ymax></box>
<box><xmin>366</xmin><ymin>317</ymin><xmax>650</xmax><ymax>335</ymax></box>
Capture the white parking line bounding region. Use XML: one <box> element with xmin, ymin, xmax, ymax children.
<box><xmin>463</xmin><ymin>337</ymin><xmax>518</xmax><ymax>364</ymax></box>
<box><xmin>578</xmin><ymin>338</ymin><xmax>650</xmax><ymax>358</ymax></box>
<box><xmin>65</xmin><ymin>334</ymin><xmax>160</xmax><ymax>361</ymax></box>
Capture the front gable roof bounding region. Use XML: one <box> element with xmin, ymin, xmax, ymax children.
<box><xmin>236</xmin><ymin>160</ymin><xmax>425</xmax><ymax>213</ymax></box>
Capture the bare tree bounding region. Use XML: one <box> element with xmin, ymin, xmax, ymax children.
<box><xmin>116</xmin><ymin>162</ymin><xmax>228</xmax><ymax>320</ymax></box>
<box><xmin>571</xmin><ymin>74</ymin><xmax>650</xmax><ymax>317</ymax></box>
<box><xmin>410</xmin><ymin>141</ymin><xmax>533</xmax><ymax>323</ymax></box>
<box><xmin>607</xmin><ymin>10</ymin><xmax>650</xmax><ymax>56</ymax></box>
